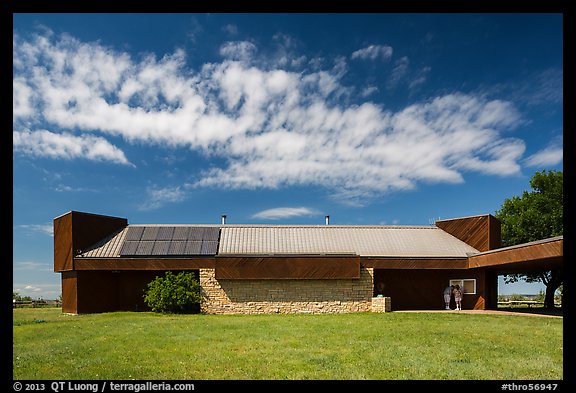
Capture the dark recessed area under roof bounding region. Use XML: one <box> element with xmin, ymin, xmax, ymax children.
<box><xmin>119</xmin><ymin>226</ymin><xmax>220</xmax><ymax>256</ymax></box>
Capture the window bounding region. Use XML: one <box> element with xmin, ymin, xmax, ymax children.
<box><xmin>449</xmin><ymin>279</ymin><xmax>476</xmax><ymax>295</ymax></box>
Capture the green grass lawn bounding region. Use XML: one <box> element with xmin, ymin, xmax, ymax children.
<box><xmin>13</xmin><ymin>308</ymin><xmax>562</xmax><ymax>380</ymax></box>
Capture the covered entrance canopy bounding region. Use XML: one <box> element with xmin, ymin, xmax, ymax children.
<box><xmin>468</xmin><ymin>236</ymin><xmax>563</xmax><ymax>274</ymax></box>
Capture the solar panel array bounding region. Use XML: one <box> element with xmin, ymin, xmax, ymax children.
<box><xmin>119</xmin><ymin>226</ymin><xmax>220</xmax><ymax>256</ymax></box>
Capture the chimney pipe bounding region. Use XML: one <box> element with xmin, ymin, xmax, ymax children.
<box><xmin>325</xmin><ymin>215</ymin><xmax>330</xmax><ymax>225</ymax></box>
<box><xmin>221</xmin><ymin>215</ymin><xmax>227</xmax><ymax>225</ymax></box>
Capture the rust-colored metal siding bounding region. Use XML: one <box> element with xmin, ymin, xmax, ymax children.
<box><xmin>54</xmin><ymin>211</ymin><xmax>128</xmax><ymax>272</ymax></box>
<box><xmin>468</xmin><ymin>238</ymin><xmax>563</xmax><ymax>271</ymax></box>
<box><xmin>373</xmin><ymin>269</ymin><xmax>487</xmax><ymax>310</ymax></box>
<box><xmin>362</xmin><ymin>257</ymin><xmax>468</xmax><ymax>269</ymax></box>
<box><xmin>215</xmin><ymin>256</ymin><xmax>360</xmax><ymax>279</ymax></box>
<box><xmin>72</xmin><ymin>212</ymin><xmax>128</xmax><ymax>256</ymax></box>
<box><xmin>54</xmin><ymin>213</ymin><xmax>74</xmax><ymax>272</ymax></box>
<box><xmin>61</xmin><ymin>271</ymin><xmax>78</xmax><ymax>314</ymax></box>
<box><xmin>436</xmin><ymin>214</ymin><xmax>501</xmax><ymax>252</ymax></box>
<box><xmin>74</xmin><ymin>257</ymin><xmax>215</xmax><ymax>270</ymax></box>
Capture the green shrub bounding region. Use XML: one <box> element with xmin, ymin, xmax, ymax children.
<box><xmin>143</xmin><ymin>271</ymin><xmax>201</xmax><ymax>313</ymax></box>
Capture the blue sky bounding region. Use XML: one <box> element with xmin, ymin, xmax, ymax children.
<box><xmin>13</xmin><ymin>13</ymin><xmax>563</xmax><ymax>299</ymax></box>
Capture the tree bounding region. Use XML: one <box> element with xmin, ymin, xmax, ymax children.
<box><xmin>494</xmin><ymin>170</ymin><xmax>563</xmax><ymax>308</ymax></box>
<box><xmin>143</xmin><ymin>271</ymin><xmax>201</xmax><ymax>313</ymax></box>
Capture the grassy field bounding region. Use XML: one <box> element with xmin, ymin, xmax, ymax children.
<box><xmin>13</xmin><ymin>308</ymin><xmax>562</xmax><ymax>380</ymax></box>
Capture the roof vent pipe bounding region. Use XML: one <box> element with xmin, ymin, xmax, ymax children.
<box><xmin>325</xmin><ymin>215</ymin><xmax>330</xmax><ymax>225</ymax></box>
<box><xmin>221</xmin><ymin>215</ymin><xmax>227</xmax><ymax>225</ymax></box>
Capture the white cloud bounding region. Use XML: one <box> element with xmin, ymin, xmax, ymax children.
<box><xmin>524</xmin><ymin>140</ymin><xmax>563</xmax><ymax>167</ymax></box>
<box><xmin>351</xmin><ymin>45</ymin><xmax>393</xmax><ymax>61</ymax></box>
<box><xmin>222</xmin><ymin>24</ymin><xmax>238</xmax><ymax>35</ymax></box>
<box><xmin>139</xmin><ymin>185</ymin><xmax>187</xmax><ymax>210</ymax></box>
<box><xmin>13</xmin><ymin>282</ymin><xmax>61</xmax><ymax>299</ymax></box>
<box><xmin>219</xmin><ymin>41</ymin><xmax>257</xmax><ymax>61</ymax></box>
<box><xmin>18</xmin><ymin>224</ymin><xmax>54</xmax><ymax>236</ymax></box>
<box><xmin>252</xmin><ymin>207</ymin><xmax>320</xmax><ymax>220</ymax></box>
<box><xmin>13</xmin><ymin>31</ymin><xmax>532</xmax><ymax>204</ymax></box>
<box><xmin>388</xmin><ymin>56</ymin><xmax>409</xmax><ymax>89</ymax></box>
<box><xmin>14</xmin><ymin>261</ymin><xmax>53</xmax><ymax>271</ymax></box>
<box><xmin>13</xmin><ymin>130</ymin><xmax>132</xmax><ymax>165</ymax></box>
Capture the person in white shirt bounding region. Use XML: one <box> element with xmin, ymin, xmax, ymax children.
<box><xmin>453</xmin><ymin>284</ymin><xmax>463</xmax><ymax>310</ymax></box>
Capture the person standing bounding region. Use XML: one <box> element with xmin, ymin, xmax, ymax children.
<box><xmin>453</xmin><ymin>284</ymin><xmax>463</xmax><ymax>310</ymax></box>
<box><xmin>443</xmin><ymin>285</ymin><xmax>454</xmax><ymax>310</ymax></box>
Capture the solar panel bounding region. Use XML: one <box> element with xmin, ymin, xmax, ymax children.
<box><xmin>187</xmin><ymin>227</ymin><xmax>205</xmax><ymax>241</ymax></box>
<box><xmin>203</xmin><ymin>227</ymin><xmax>220</xmax><ymax>241</ymax></box>
<box><xmin>118</xmin><ymin>226</ymin><xmax>221</xmax><ymax>256</ymax></box>
<box><xmin>157</xmin><ymin>227</ymin><xmax>175</xmax><ymax>241</ymax></box>
<box><xmin>185</xmin><ymin>241</ymin><xmax>202</xmax><ymax>254</ymax></box>
<box><xmin>124</xmin><ymin>227</ymin><xmax>145</xmax><ymax>241</ymax></box>
<box><xmin>151</xmin><ymin>241</ymin><xmax>171</xmax><ymax>255</ymax></box>
<box><xmin>172</xmin><ymin>227</ymin><xmax>191</xmax><ymax>240</ymax></box>
<box><xmin>119</xmin><ymin>240</ymin><xmax>139</xmax><ymax>255</ymax></box>
<box><xmin>141</xmin><ymin>227</ymin><xmax>160</xmax><ymax>241</ymax></box>
<box><xmin>135</xmin><ymin>241</ymin><xmax>155</xmax><ymax>255</ymax></box>
<box><xmin>167</xmin><ymin>240</ymin><xmax>187</xmax><ymax>255</ymax></box>
<box><xmin>201</xmin><ymin>241</ymin><xmax>218</xmax><ymax>255</ymax></box>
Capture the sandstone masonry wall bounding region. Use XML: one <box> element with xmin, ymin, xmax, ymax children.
<box><xmin>200</xmin><ymin>267</ymin><xmax>374</xmax><ymax>314</ymax></box>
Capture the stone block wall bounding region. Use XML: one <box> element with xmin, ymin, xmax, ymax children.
<box><xmin>371</xmin><ymin>296</ymin><xmax>392</xmax><ymax>312</ymax></box>
<box><xmin>200</xmin><ymin>267</ymin><xmax>374</xmax><ymax>314</ymax></box>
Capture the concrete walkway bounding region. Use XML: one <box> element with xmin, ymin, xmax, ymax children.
<box><xmin>395</xmin><ymin>309</ymin><xmax>563</xmax><ymax>318</ymax></box>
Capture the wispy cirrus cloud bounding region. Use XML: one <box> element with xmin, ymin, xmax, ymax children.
<box><xmin>13</xmin><ymin>130</ymin><xmax>132</xmax><ymax>166</ymax></box>
<box><xmin>14</xmin><ymin>261</ymin><xmax>53</xmax><ymax>271</ymax></box>
<box><xmin>139</xmin><ymin>185</ymin><xmax>187</xmax><ymax>210</ymax></box>
<box><xmin>17</xmin><ymin>224</ymin><xmax>54</xmax><ymax>236</ymax></box>
<box><xmin>351</xmin><ymin>44</ymin><xmax>393</xmax><ymax>61</ymax></box>
<box><xmin>524</xmin><ymin>137</ymin><xmax>563</xmax><ymax>167</ymax></box>
<box><xmin>13</xmin><ymin>29</ymin><xmax>534</xmax><ymax>204</ymax></box>
<box><xmin>252</xmin><ymin>207</ymin><xmax>320</xmax><ymax>220</ymax></box>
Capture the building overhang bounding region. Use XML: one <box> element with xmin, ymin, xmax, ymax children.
<box><xmin>467</xmin><ymin>236</ymin><xmax>563</xmax><ymax>273</ymax></box>
<box><xmin>361</xmin><ymin>257</ymin><xmax>469</xmax><ymax>269</ymax></box>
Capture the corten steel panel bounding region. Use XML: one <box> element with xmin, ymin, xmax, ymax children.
<box><xmin>468</xmin><ymin>238</ymin><xmax>563</xmax><ymax>270</ymax></box>
<box><xmin>54</xmin><ymin>213</ymin><xmax>73</xmax><ymax>271</ymax></box>
<box><xmin>488</xmin><ymin>216</ymin><xmax>502</xmax><ymax>250</ymax></box>
<box><xmin>71</xmin><ymin>211</ymin><xmax>128</xmax><ymax>256</ymax></box>
<box><xmin>436</xmin><ymin>215</ymin><xmax>499</xmax><ymax>252</ymax></box>
<box><xmin>54</xmin><ymin>211</ymin><xmax>127</xmax><ymax>272</ymax></box>
<box><xmin>362</xmin><ymin>258</ymin><xmax>469</xmax><ymax>269</ymax></box>
<box><xmin>373</xmin><ymin>268</ymin><xmax>486</xmax><ymax>310</ymax></box>
<box><xmin>74</xmin><ymin>257</ymin><xmax>215</xmax><ymax>270</ymax></box>
<box><xmin>61</xmin><ymin>271</ymin><xmax>78</xmax><ymax>313</ymax></box>
<box><xmin>215</xmin><ymin>256</ymin><xmax>360</xmax><ymax>279</ymax></box>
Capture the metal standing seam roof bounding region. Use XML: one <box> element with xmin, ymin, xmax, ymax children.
<box><xmin>78</xmin><ymin>224</ymin><xmax>480</xmax><ymax>258</ymax></box>
<box><xmin>78</xmin><ymin>227</ymin><xmax>128</xmax><ymax>258</ymax></box>
<box><xmin>218</xmin><ymin>226</ymin><xmax>479</xmax><ymax>257</ymax></box>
